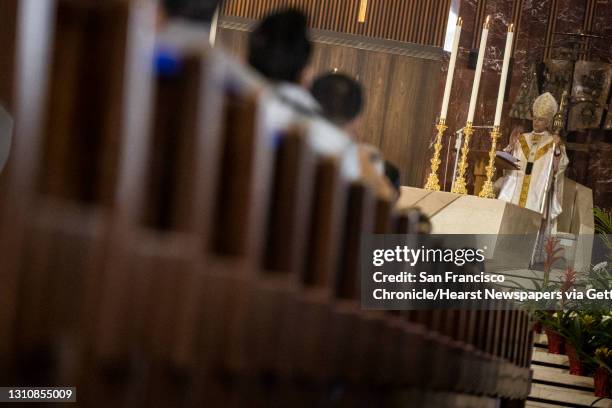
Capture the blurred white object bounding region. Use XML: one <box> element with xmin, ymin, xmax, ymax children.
<box><xmin>0</xmin><ymin>104</ymin><xmax>13</xmax><ymax>173</ymax></box>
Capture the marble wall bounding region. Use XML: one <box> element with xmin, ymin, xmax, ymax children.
<box><xmin>432</xmin><ymin>0</ymin><xmax>611</xmax><ymax>210</ymax></box>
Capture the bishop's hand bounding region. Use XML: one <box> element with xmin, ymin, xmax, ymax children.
<box><xmin>509</xmin><ymin>126</ymin><xmax>523</xmax><ymax>146</ymax></box>
<box><xmin>552</xmin><ymin>133</ymin><xmax>562</xmax><ymax>145</ymax></box>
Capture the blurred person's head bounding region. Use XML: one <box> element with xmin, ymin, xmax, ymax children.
<box><xmin>162</xmin><ymin>0</ymin><xmax>223</xmax><ymax>24</ymax></box>
<box><xmin>418</xmin><ymin>213</ymin><xmax>432</xmax><ymax>235</ymax></box>
<box><xmin>404</xmin><ymin>207</ymin><xmax>431</xmax><ymax>234</ymax></box>
<box><xmin>311</xmin><ymin>72</ymin><xmax>363</xmax><ymax>134</ymax></box>
<box><xmin>248</xmin><ymin>9</ymin><xmax>312</xmax><ymax>85</ymax></box>
<box><xmin>384</xmin><ymin>161</ymin><xmax>401</xmax><ymax>197</ymax></box>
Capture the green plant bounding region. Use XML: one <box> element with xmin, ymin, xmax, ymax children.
<box><xmin>541</xmin><ymin>309</ymin><xmax>572</xmax><ymax>333</ymax></box>
<box><xmin>589</xmin><ymin>313</ymin><xmax>612</xmax><ymax>349</ymax></box>
<box><xmin>558</xmin><ymin>312</ymin><xmax>602</xmax><ymax>373</ymax></box>
<box><xmin>514</xmin><ymin>221</ymin><xmax>612</xmax><ymax>374</ymax></box>
<box><xmin>580</xmin><ymin>262</ymin><xmax>612</xmax><ymax>311</ymax></box>
<box><xmin>594</xmin><ymin>207</ymin><xmax>612</xmax><ymax>235</ymax></box>
<box><xmin>554</xmin><ymin>311</ymin><xmax>612</xmax><ymax>375</ymax></box>
<box><xmin>519</xmin><ymin>214</ymin><xmax>612</xmax><ymax>376</ymax></box>
<box><xmin>594</xmin><ymin>346</ymin><xmax>612</xmax><ymax>373</ymax></box>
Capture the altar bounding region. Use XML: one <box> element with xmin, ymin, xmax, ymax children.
<box><xmin>396</xmin><ymin>178</ymin><xmax>595</xmax><ymax>273</ymax></box>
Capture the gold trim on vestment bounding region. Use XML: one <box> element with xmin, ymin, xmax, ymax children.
<box><xmin>519</xmin><ymin>134</ymin><xmax>529</xmax><ymax>159</ymax></box>
<box><xmin>519</xmin><ymin>174</ymin><xmax>531</xmax><ymax>207</ymax></box>
<box><xmin>517</xmin><ymin>138</ymin><xmax>553</xmax><ymax>208</ymax></box>
<box><xmin>535</xmin><ymin>142</ymin><xmax>553</xmax><ymax>161</ymax></box>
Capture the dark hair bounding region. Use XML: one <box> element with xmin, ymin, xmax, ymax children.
<box><xmin>418</xmin><ymin>212</ymin><xmax>432</xmax><ymax>235</ymax></box>
<box><xmin>163</xmin><ymin>0</ymin><xmax>223</xmax><ymax>23</ymax></box>
<box><xmin>248</xmin><ymin>9</ymin><xmax>311</xmax><ymax>83</ymax></box>
<box><xmin>310</xmin><ymin>72</ymin><xmax>363</xmax><ymax>125</ymax></box>
<box><xmin>384</xmin><ymin>160</ymin><xmax>401</xmax><ymax>194</ymax></box>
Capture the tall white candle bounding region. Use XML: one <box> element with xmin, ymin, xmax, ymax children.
<box><xmin>467</xmin><ymin>15</ymin><xmax>490</xmax><ymax>123</ymax></box>
<box><xmin>440</xmin><ymin>17</ymin><xmax>463</xmax><ymax>120</ymax></box>
<box><xmin>494</xmin><ymin>24</ymin><xmax>514</xmax><ymax>126</ymax></box>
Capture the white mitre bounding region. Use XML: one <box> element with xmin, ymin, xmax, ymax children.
<box><xmin>532</xmin><ymin>92</ymin><xmax>558</xmax><ymax>123</ymax></box>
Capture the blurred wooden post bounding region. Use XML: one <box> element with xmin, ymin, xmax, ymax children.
<box><xmin>0</xmin><ymin>0</ymin><xmax>17</xmax><ymax>113</ymax></box>
<box><xmin>0</xmin><ymin>0</ymin><xmax>56</xmax><ymax>378</ymax></box>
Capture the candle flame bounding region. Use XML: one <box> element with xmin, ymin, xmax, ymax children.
<box><xmin>508</xmin><ymin>23</ymin><xmax>514</xmax><ymax>32</ymax></box>
<box><xmin>457</xmin><ymin>17</ymin><xmax>463</xmax><ymax>27</ymax></box>
<box><xmin>484</xmin><ymin>15</ymin><xmax>491</xmax><ymax>29</ymax></box>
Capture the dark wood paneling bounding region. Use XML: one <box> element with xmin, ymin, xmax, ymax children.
<box><xmin>379</xmin><ymin>56</ymin><xmax>440</xmax><ymax>186</ymax></box>
<box><xmin>222</xmin><ymin>0</ymin><xmax>451</xmax><ymax>47</ymax></box>
<box><xmin>354</xmin><ymin>50</ymin><xmax>393</xmax><ymax>147</ymax></box>
<box><xmin>217</xmin><ymin>23</ymin><xmax>442</xmax><ymax>187</ymax></box>
<box><xmin>315</xmin><ymin>43</ymin><xmax>360</xmax><ymax>77</ymax></box>
<box><xmin>379</xmin><ymin>56</ymin><xmax>418</xmax><ymax>180</ymax></box>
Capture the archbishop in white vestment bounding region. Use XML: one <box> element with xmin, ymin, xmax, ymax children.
<box><xmin>498</xmin><ymin>92</ymin><xmax>569</xmax><ymax>230</ymax></box>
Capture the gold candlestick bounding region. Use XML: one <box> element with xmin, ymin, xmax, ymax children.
<box><xmin>451</xmin><ymin>122</ymin><xmax>473</xmax><ymax>195</ymax></box>
<box><xmin>424</xmin><ymin>119</ymin><xmax>448</xmax><ymax>191</ymax></box>
<box><xmin>478</xmin><ymin>125</ymin><xmax>501</xmax><ymax>198</ymax></box>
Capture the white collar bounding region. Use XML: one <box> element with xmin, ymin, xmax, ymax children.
<box><xmin>274</xmin><ymin>82</ymin><xmax>321</xmax><ymax>115</ymax></box>
<box><xmin>529</xmin><ymin>131</ymin><xmax>550</xmax><ymax>144</ymax></box>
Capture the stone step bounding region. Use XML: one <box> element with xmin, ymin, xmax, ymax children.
<box><xmin>532</xmin><ymin>349</ymin><xmax>569</xmax><ymax>367</ymax></box>
<box><xmin>529</xmin><ymin>332</ymin><xmax>609</xmax><ymax>408</ymax></box>
<box><xmin>532</xmin><ymin>364</ymin><xmax>594</xmax><ymax>390</ymax></box>
<box><xmin>528</xmin><ymin>383</ymin><xmax>612</xmax><ymax>407</ymax></box>
<box><xmin>526</xmin><ymin>401</ymin><xmax>569</xmax><ymax>408</ymax></box>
